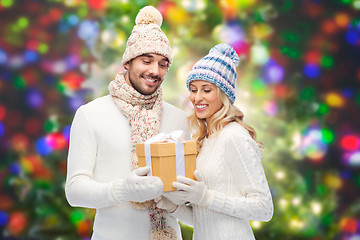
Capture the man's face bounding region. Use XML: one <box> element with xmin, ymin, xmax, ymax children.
<box><xmin>124</xmin><ymin>53</ymin><xmax>169</xmax><ymax>95</ymax></box>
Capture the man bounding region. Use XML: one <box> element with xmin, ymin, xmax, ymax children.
<box><xmin>65</xmin><ymin>6</ymin><xmax>189</xmax><ymax>240</ymax></box>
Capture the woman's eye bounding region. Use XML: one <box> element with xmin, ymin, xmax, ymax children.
<box><xmin>204</xmin><ymin>89</ymin><xmax>211</xmax><ymax>93</ymax></box>
<box><xmin>190</xmin><ymin>89</ymin><xmax>197</xmax><ymax>93</ymax></box>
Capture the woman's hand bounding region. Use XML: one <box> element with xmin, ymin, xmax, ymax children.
<box><xmin>172</xmin><ymin>170</ymin><xmax>213</xmax><ymax>207</ymax></box>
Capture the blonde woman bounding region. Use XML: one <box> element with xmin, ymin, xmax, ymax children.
<box><xmin>156</xmin><ymin>44</ymin><xmax>274</xmax><ymax>240</ymax></box>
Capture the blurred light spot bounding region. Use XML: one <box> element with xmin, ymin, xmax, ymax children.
<box><xmin>335</xmin><ymin>12</ymin><xmax>350</xmax><ymax>28</ymax></box>
<box><xmin>300</xmin><ymin>87</ymin><xmax>315</xmax><ymax>100</ymax></box>
<box><xmin>263</xmin><ymin>59</ymin><xmax>284</xmax><ymax>83</ymax></box>
<box><xmin>0</xmin><ymin>122</ymin><xmax>4</xmax><ymax>137</ymax></box>
<box><xmin>321</xmin><ymin>56</ymin><xmax>334</xmax><ymax>68</ymax></box>
<box><xmin>305</xmin><ymin>50</ymin><xmax>321</xmax><ymax>64</ymax></box>
<box><xmin>275</xmin><ymin>171</ymin><xmax>285</xmax><ymax>180</ymax></box>
<box><xmin>304</xmin><ymin>64</ymin><xmax>321</xmax><ymax>78</ymax></box>
<box><xmin>11</xmin><ymin>134</ymin><xmax>29</xmax><ymax>152</ymax></box>
<box><xmin>345</xmin><ymin>29</ymin><xmax>360</xmax><ymax>45</ymax></box>
<box><xmin>62</xmin><ymin>125</ymin><xmax>71</xmax><ymax>142</ymax></box>
<box><xmin>325</xmin><ymin>92</ymin><xmax>344</xmax><ymax>107</ymax></box>
<box><xmin>354</xmin><ymin>0</ymin><xmax>360</xmax><ymax>9</ymax></box>
<box><xmin>348</xmin><ymin>152</ymin><xmax>360</xmax><ymax>166</ymax></box>
<box><xmin>324</xmin><ymin>173</ymin><xmax>342</xmax><ymax>189</ymax></box>
<box><xmin>38</xmin><ymin>43</ymin><xmax>49</xmax><ymax>54</ymax></box>
<box><xmin>17</xmin><ymin>17</ymin><xmax>29</xmax><ymax>28</ymax></box>
<box><xmin>68</xmin><ymin>14</ymin><xmax>79</xmax><ymax>26</ymax></box>
<box><xmin>340</xmin><ymin>217</ymin><xmax>358</xmax><ymax>233</ymax></box>
<box><xmin>251</xmin><ymin>44</ymin><xmax>269</xmax><ymax>65</ymax></box>
<box><xmin>9</xmin><ymin>163</ymin><xmax>21</xmax><ymax>175</ymax></box>
<box><xmin>251</xmin><ymin>79</ymin><xmax>266</xmax><ymax>95</ymax></box>
<box><xmin>341</xmin><ymin>135</ymin><xmax>360</xmax><ymax>151</ymax></box>
<box><xmin>0</xmin><ymin>104</ymin><xmax>6</xmax><ymax>120</ymax></box>
<box><xmin>1</xmin><ymin>0</ymin><xmax>13</xmax><ymax>7</ymax></box>
<box><xmin>263</xmin><ymin>100</ymin><xmax>277</xmax><ymax>116</ymax></box>
<box><xmin>26</xmin><ymin>89</ymin><xmax>44</xmax><ymax>108</ymax></box>
<box><xmin>321</xmin><ymin>129</ymin><xmax>335</xmax><ymax>144</ymax></box>
<box><xmin>289</xmin><ymin>218</ymin><xmax>305</xmax><ymax>229</ymax></box>
<box><xmin>78</xmin><ymin>20</ymin><xmax>99</xmax><ymax>46</ymax></box>
<box><xmin>36</xmin><ymin>137</ymin><xmax>52</xmax><ymax>156</ymax></box>
<box><xmin>46</xmin><ymin>133</ymin><xmax>67</xmax><ymax>150</ymax></box>
<box><xmin>300</xmin><ymin>127</ymin><xmax>328</xmax><ymax>161</ymax></box>
<box><xmin>0</xmin><ymin>211</ymin><xmax>8</xmax><ymax>226</ymax></box>
<box><xmin>311</xmin><ymin>202</ymin><xmax>322</xmax><ymax>215</ymax></box>
<box><xmin>0</xmin><ymin>48</ymin><xmax>8</xmax><ymax>64</ymax></box>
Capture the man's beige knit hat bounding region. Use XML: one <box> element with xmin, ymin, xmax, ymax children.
<box><xmin>121</xmin><ymin>6</ymin><xmax>172</xmax><ymax>66</ymax></box>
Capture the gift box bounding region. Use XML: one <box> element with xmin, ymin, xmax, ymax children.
<box><xmin>136</xmin><ymin>140</ymin><xmax>197</xmax><ymax>192</ymax></box>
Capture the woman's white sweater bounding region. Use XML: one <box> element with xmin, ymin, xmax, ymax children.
<box><xmin>65</xmin><ymin>95</ymin><xmax>190</xmax><ymax>240</ymax></box>
<box><xmin>172</xmin><ymin>122</ymin><xmax>273</xmax><ymax>240</ymax></box>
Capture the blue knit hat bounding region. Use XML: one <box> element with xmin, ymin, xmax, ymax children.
<box><xmin>186</xmin><ymin>43</ymin><xmax>239</xmax><ymax>104</ymax></box>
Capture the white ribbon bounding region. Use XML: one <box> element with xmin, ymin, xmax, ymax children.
<box><xmin>144</xmin><ymin>130</ymin><xmax>186</xmax><ymax>177</ymax></box>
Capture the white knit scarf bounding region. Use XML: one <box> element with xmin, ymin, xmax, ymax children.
<box><xmin>109</xmin><ymin>71</ymin><xmax>177</xmax><ymax>240</ymax></box>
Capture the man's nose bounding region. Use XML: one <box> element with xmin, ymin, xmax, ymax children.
<box><xmin>148</xmin><ymin>63</ymin><xmax>159</xmax><ymax>76</ymax></box>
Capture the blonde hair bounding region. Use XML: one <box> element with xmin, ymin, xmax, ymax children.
<box><xmin>187</xmin><ymin>88</ymin><xmax>263</xmax><ymax>151</ymax></box>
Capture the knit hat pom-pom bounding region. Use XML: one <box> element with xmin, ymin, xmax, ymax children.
<box><xmin>210</xmin><ymin>43</ymin><xmax>240</xmax><ymax>67</ymax></box>
<box><xmin>135</xmin><ymin>6</ymin><xmax>163</xmax><ymax>26</ymax></box>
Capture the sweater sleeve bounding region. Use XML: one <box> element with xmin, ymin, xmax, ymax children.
<box><xmin>65</xmin><ymin>106</ymin><xmax>127</xmax><ymax>209</ymax></box>
<box><xmin>207</xmin><ymin>129</ymin><xmax>273</xmax><ymax>222</ymax></box>
<box><xmin>169</xmin><ymin>205</ymin><xmax>194</xmax><ymax>227</ymax></box>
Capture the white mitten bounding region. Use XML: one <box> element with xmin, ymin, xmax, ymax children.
<box><xmin>172</xmin><ymin>170</ymin><xmax>213</xmax><ymax>207</ymax></box>
<box><xmin>155</xmin><ymin>196</ymin><xmax>177</xmax><ymax>213</ymax></box>
<box><xmin>122</xmin><ymin>166</ymin><xmax>164</xmax><ymax>202</ymax></box>
<box><xmin>162</xmin><ymin>191</ymin><xmax>188</xmax><ymax>205</ymax></box>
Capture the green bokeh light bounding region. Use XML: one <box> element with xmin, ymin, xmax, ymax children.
<box><xmin>1</xmin><ymin>0</ymin><xmax>13</xmax><ymax>7</ymax></box>
<box><xmin>18</xmin><ymin>17</ymin><xmax>29</xmax><ymax>28</ymax></box>
<box><xmin>281</xmin><ymin>46</ymin><xmax>301</xmax><ymax>59</ymax></box>
<box><xmin>317</xmin><ymin>103</ymin><xmax>330</xmax><ymax>115</ymax></box>
<box><xmin>321</xmin><ymin>56</ymin><xmax>334</xmax><ymax>68</ymax></box>
<box><xmin>321</xmin><ymin>129</ymin><xmax>335</xmax><ymax>144</ymax></box>
<box><xmin>341</xmin><ymin>0</ymin><xmax>351</xmax><ymax>4</ymax></box>
<box><xmin>300</xmin><ymin>87</ymin><xmax>315</xmax><ymax>100</ymax></box>
<box><xmin>38</xmin><ymin>43</ymin><xmax>49</xmax><ymax>54</ymax></box>
<box><xmin>70</xmin><ymin>211</ymin><xmax>85</xmax><ymax>224</ymax></box>
<box><xmin>252</xmin><ymin>79</ymin><xmax>266</xmax><ymax>95</ymax></box>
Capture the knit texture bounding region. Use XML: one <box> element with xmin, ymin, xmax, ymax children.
<box><xmin>65</xmin><ymin>94</ymin><xmax>190</xmax><ymax>239</ymax></box>
<box><xmin>186</xmin><ymin>43</ymin><xmax>239</xmax><ymax>103</ymax></box>
<box><xmin>192</xmin><ymin>122</ymin><xmax>273</xmax><ymax>240</ymax></box>
<box><xmin>122</xmin><ymin>6</ymin><xmax>172</xmax><ymax>66</ymax></box>
<box><xmin>108</xmin><ymin>71</ymin><xmax>175</xmax><ymax>240</ymax></box>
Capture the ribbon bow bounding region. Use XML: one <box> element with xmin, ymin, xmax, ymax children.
<box><xmin>144</xmin><ymin>130</ymin><xmax>186</xmax><ymax>179</ymax></box>
<box><xmin>145</xmin><ymin>130</ymin><xmax>185</xmax><ymax>144</ymax></box>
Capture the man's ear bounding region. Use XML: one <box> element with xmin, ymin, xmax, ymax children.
<box><xmin>124</xmin><ymin>61</ymin><xmax>129</xmax><ymax>70</ymax></box>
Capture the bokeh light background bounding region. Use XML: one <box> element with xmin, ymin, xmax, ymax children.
<box><xmin>0</xmin><ymin>0</ymin><xmax>360</xmax><ymax>239</ymax></box>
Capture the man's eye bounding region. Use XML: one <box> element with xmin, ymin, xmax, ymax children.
<box><xmin>160</xmin><ymin>63</ymin><xmax>169</xmax><ymax>68</ymax></box>
<box><xmin>143</xmin><ymin>60</ymin><xmax>151</xmax><ymax>64</ymax></box>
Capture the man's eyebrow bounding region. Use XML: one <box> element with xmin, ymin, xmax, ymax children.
<box><xmin>141</xmin><ymin>54</ymin><xmax>154</xmax><ymax>58</ymax></box>
<box><xmin>141</xmin><ymin>54</ymin><xmax>169</xmax><ymax>63</ymax></box>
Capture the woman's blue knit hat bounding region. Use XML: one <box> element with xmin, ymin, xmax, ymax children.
<box><xmin>186</xmin><ymin>43</ymin><xmax>239</xmax><ymax>104</ymax></box>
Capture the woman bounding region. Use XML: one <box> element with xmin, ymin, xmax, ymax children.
<box><xmin>156</xmin><ymin>43</ymin><xmax>273</xmax><ymax>240</ymax></box>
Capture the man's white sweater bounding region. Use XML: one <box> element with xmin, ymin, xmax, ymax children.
<box><xmin>65</xmin><ymin>95</ymin><xmax>190</xmax><ymax>240</ymax></box>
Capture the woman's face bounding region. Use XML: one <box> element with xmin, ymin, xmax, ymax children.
<box><xmin>189</xmin><ymin>80</ymin><xmax>223</xmax><ymax>124</ymax></box>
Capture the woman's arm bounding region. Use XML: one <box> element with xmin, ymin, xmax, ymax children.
<box><xmin>207</xmin><ymin>131</ymin><xmax>273</xmax><ymax>222</ymax></box>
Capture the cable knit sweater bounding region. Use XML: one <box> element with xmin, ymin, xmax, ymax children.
<box><xmin>172</xmin><ymin>122</ymin><xmax>273</xmax><ymax>240</ymax></box>
<box><xmin>65</xmin><ymin>95</ymin><xmax>190</xmax><ymax>240</ymax></box>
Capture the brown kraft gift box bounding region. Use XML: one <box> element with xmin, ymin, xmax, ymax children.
<box><xmin>136</xmin><ymin>141</ymin><xmax>197</xmax><ymax>191</ymax></box>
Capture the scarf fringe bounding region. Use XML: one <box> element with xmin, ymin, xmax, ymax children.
<box><xmin>150</xmin><ymin>227</ymin><xmax>177</xmax><ymax>240</ymax></box>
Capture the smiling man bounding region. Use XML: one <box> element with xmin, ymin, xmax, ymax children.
<box><xmin>65</xmin><ymin>6</ymin><xmax>190</xmax><ymax>240</ymax></box>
